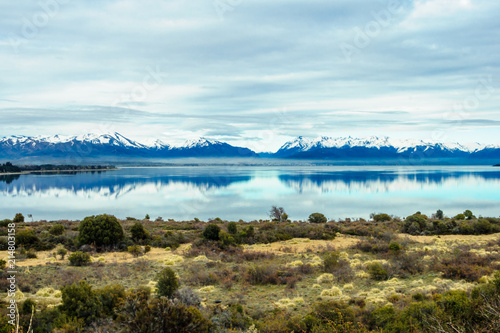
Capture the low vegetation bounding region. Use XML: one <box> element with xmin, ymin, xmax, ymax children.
<box><xmin>0</xmin><ymin>208</ymin><xmax>499</xmax><ymax>332</ymax></box>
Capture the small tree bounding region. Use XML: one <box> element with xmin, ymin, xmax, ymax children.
<box><xmin>130</xmin><ymin>222</ymin><xmax>150</xmax><ymax>242</ymax></box>
<box><xmin>78</xmin><ymin>214</ymin><xmax>124</xmax><ymax>249</ymax></box>
<box><xmin>21</xmin><ymin>299</ymin><xmax>36</xmax><ymax>315</ymax></box>
<box><xmin>145</xmin><ymin>214</ymin><xmax>150</xmax><ymax>220</ymax></box>
<box><xmin>436</xmin><ymin>209</ymin><xmax>444</xmax><ymax>220</ymax></box>
<box><xmin>269</xmin><ymin>206</ymin><xmax>286</xmax><ymax>222</ymax></box>
<box><xmin>13</xmin><ymin>213</ymin><xmax>24</xmax><ymax>223</ymax></box>
<box><xmin>156</xmin><ymin>267</ymin><xmax>179</xmax><ymax>298</ymax></box>
<box><xmin>309</xmin><ymin>213</ymin><xmax>327</xmax><ymax>224</ymax></box>
<box><xmin>203</xmin><ymin>224</ymin><xmax>221</xmax><ymax>241</ymax></box>
<box><xmin>69</xmin><ymin>251</ymin><xmax>91</xmax><ymax>266</ymax></box>
<box><xmin>57</xmin><ymin>248</ymin><xmax>68</xmax><ymax>260</ymax></box>
<box><xmin>464</xmin><ymin>210</ymin><xmax>475</xmax><ymax>220</ymax></box>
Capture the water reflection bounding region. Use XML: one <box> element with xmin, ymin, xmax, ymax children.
<box><xmin>0</xmin><ymin>167</ymin><xmax>499</xmax><ymax>220</ymax></box>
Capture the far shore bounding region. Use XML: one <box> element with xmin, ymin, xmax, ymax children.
<box><xmin>0</xmin><ymin>167</ymin><xmax>118</xmax><ymax>176</ymax></box>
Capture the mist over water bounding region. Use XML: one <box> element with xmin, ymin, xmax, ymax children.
<box><xmin>0</xmin><ymin>166</ymin><xmax>499</xmax><ymax>221</ymax></box>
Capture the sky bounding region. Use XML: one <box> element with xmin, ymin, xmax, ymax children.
<box><xmin>0</xmin><ymin>0</ymin><xmax>499</xmax><ymax>153</ymax></box>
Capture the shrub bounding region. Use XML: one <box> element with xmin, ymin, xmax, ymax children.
<box><xmin>367</xmin><ymin>262</ymin><xmax>389</xmax><ymax>281</ymax></box>
<box><xmin>130</xmin><ymin>222</ymin><xmax>150</xmax><ymax>242</ymax></box>
<box><xmin>16</xmin><ymin>229</ymin><xmax>39</xmax><ymax>247</ymax></box>
<box><xmin>78</xmin><ymin>214</ymin><xmax>124</xmax><ymax>249</ymax></box>
<box><xmin>403</xmin><ymin>213</ymin><xmax>428</xmax><ymax>235</ymax></box>
<box><xmin>0</xmin><ymin>219</ymin><xmax>12</xmax><ymax>227</ymax></box>
<box><xmin>373</xmin><ymin>213</ymin><xmax>392</xmax><ymax>222</ymax></box>
<box><xmin>388</xmin><ymin>241</ymin><xmax>403</xmax><ymax>254</ymax></box>
<box><xmin>49</xmin><ymin>224</ymin><xmax>65</xmax><ymax>236</ymax></box>
<box><xmin>308</xmin><ymin>213</ymin><xmax>327</xmax><ymax>224</ymax></box>
<box><xmin>156</xmin><ymin>267</ymin><xmax>179</xmax><ymax>298</ymax></box>
<box><xmin>174</xmin><ymin>287</ymin><xmax>201</xmax><ymax>307</ymax></box>
<box><xmin>27</xmin><ymin>249</ymin><xmax>37</xmax><ymax>259</ymax></box>
<box><xmin>13</xmin><ymin>213</ymin><xmax>24</xmax><ymax>223</ymax></box>
<box><xmin>322</xmin><ymin>251</ymin><xmax>340</xmax><ymax>272</ymax></box>
<box><xmin>202</xmin><ymin>224</ymin><xmax>221</xmax><ymax>241</ymax></box>
<box><xmin>61</xmin><ymin>280</ymin><xmax>103</xmax><ymax>325</ymax></box>
<box><xmin>21</xmin><ymin>298</ymin><xmax>37</xmax><ymax>315</ymax></box>
<box><xmin>119</xmin><ymin>291</ymin><xmax>212</xmax><ymax>332</ymax></box>
<box><xmin>68</xmin><ymin>251</ymin><xmax>91</xmax><ymax>266</ymax></box>
<box><xmin>438</xmin><ymin>252</ymin><xmax>491</xmax><ymax>282</ymax></box>
<box><xmin>435</xmin><ymin>209</ymin><xmax>444</xmax><ymax>219</ymax></box>
<box><xmin>144</xmin><ymin>245</ymin><xmax>151</xmax><ymax>253</ymax></box>
<box><xmin>455</xmin><ymin>214</ymin><xmax>466</xmax><ymax>220</ymax></box>
<box><xmin>127</xmin><ymin>245</ymin><xmax>143</xmax><ymax>257</ymax></box>
<box><xmin>0</xmin><ymin>259</ymin><xmax>6</xmax><ymax>269</ymax></box>
<box><xmin>96</xmin><ymin>284</ymin><xmax>126</xmax><ymax>317</ymax></box>
<box><xmin>227</xmin><ymin>222</ymin><xmax>238</xmax><ymax>234</ymax></box>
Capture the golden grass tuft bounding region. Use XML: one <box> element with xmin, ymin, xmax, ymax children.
<box><xmin>316</xmin><ymin>273</ymin><xmax>334</xmax><ymax>284</ymax></box>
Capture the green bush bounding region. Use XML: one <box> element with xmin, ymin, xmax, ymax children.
<box><xmin>308</xmin><ymin>213</ymin><xmax>327</xmax><ymax>224</ymax></box>
<box><xmin>455</xmin><ymin>213</ymin><xmax>466</xmax><ymax>220</ymax></box>
<box><xmin>16</xmin><ymin>229</ymin><xmax>39</xmax><ymax>247</ymax></box>
<box><xmin>367</xmin><ymin>262</ymin><xmax>389</xmax><ymax>281</ymax></box>
<box><xmin>119</xmin><ymin>289</ymin><xmax>212</xmax><ymax>332</ymax></box>
<box><xmin>373</xmin><ymin>213</ymin><xmax>392</xmax><ymax>222</ymax></box>
<box><xmin>96</xmin><ymin>284</ymin><xmax>126</xmax><ymax>318</ymax></box>
<box><xmin>60</xmin><ymin>281</ymin><xmax>103</xmax><ymax>325</ymax></box>
<box><xmin>78</xmin><ymin>214</ymin><xmax>124</xmax><ymax>249</ymax></box>
<box><xmin>0</xmin><ymin>259</ymin><xmax>6</xmax><ymax>269</ymax></box>
<box><xmin>227</xmin><ymin>222</ymin><xmax>238</xmax><ymax>234</ymax></box>
<box><xmin>388</xmin><ymin>241</ymin><xmax>403</xmax><ymax>254</ymax></box>
<box><xmin>464</xmin><ymin>210</ymin><xmax>475</xmax><ymax>220</ymax></box>
<box><xmin>202</xmin><ymin>224</ymin><xmax>221</xmax><ymax>241</ymax></box>
<box><xmin>13</xmin><ymin>213</ymin><xmax>24</xmax><ymax>223</ymax></box>
<box><xmin>127</xmin><ymin>245</ymin><xmax>143</xmax><ymax>257</ymax></box>
<box><xmin>49</xmin><ymin>224</ymin><xmax>65</xmax><ymax>236</ymax></box>
<box><xmin>144</xmin><ymin>245</ymin><xmax>151</xmax><ymax>253</ymax></box>
<box><xmin>155</xmin><ymin>267</ymin><xmax>179</xmax><ymax>298</ymax></box>
<box><xmin>68</xmin><ymin>251</ymin><xmax>91</xmax><ymax>266</ymax></box>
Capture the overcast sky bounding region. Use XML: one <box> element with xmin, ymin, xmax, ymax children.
<box><xmin>1</xmin><ymin>0</ymin><xmax>499</xmax><ymax>152</ymax></box>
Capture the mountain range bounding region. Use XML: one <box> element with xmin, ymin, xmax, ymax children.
<box><xmin>0</xmin><ymin>133</ymin><xmax>499</xmax><ymax>162</ymax></box>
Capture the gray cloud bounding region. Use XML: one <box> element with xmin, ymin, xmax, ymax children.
<box><xmin>0</xmin><ymin>0</ymin><xmax>499</xmax><ymax>149</ymax></box>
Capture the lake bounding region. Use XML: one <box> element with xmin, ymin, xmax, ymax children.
<box><xmin>0</xmin><ymin>165</ymin><xmax>499</xmax><ymax>221</ymax></box>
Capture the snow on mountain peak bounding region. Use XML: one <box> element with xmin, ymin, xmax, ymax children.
<box><xmin>180</xmin><ymin>137</ymin><xmax>222</xmax><ymax>148</ymax></box>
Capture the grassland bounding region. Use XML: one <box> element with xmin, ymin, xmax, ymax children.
<box><xmin>0</xmin><ymin>213</ymin><xmax>499</xmax><ymax>332</ymax></box>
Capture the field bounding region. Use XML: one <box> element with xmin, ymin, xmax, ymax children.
<box><xmin>0</xmin><ymin>212</ymin><xmax>499</xmax><ymax>332</ymax></box>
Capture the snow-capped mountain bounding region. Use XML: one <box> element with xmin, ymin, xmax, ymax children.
<box><xmin>0</xmin><ymin>133</ymin><xmax>498</xmax><ymax>162</ymax></box>
<box><xmin>0</xmin><ymin>133</ymin><xmax>258</xmax><ymax>160</ymax></box>
<box><xmin>274</xmin><ymin>136</ymin><xmax>500</xmax><ymax>160</ymax></box>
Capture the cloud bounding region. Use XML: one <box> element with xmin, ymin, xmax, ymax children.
<box><xmin>0</xmin><ymin>0</ymin><xmax>499</xmax><ymax>148</ymax></box>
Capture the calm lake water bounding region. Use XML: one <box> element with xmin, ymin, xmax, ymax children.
<box><xmin>0</xmin><ymin>165</ymin><xmax>499</xmax><ymax>221</ymax></box>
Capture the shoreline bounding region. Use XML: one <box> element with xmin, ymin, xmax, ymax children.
<box><xmin>0</xmin><ymin>168</ymin><xmax>118</xmax><ymax>176</ymax></box>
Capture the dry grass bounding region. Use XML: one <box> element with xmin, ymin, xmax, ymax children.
<box><xmin>399</xmin><ymin>232</ymin><xmax>500</xmax><ymax>244</ymax></box>
<box><xmin>242</xmin><ymin>235</ymin><xmax>360</xmax><ymax>255</ymax></box>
